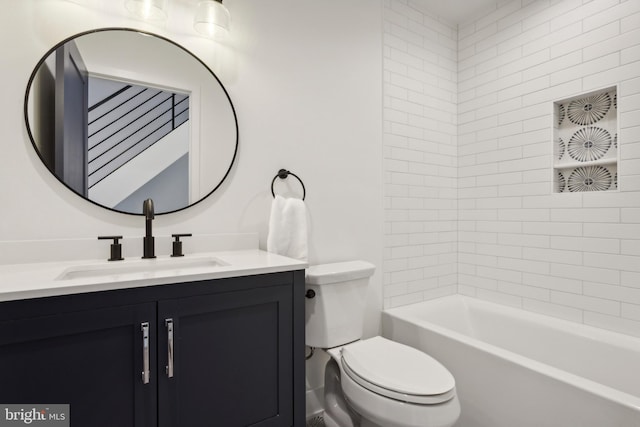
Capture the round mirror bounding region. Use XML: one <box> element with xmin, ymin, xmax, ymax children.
<box><xmin>25</xmin><ymin>28</ymin><xmax>238</xmax><ymax>215</ymax></box>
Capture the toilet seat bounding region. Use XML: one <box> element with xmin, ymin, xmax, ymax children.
<box><xmin>340</xmin><ymin>336</ymin><xmax>456</xmax><ymax>405</ymax></box>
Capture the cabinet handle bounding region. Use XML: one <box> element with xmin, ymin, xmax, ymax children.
<box><xmin>141</xmin><ymin>322</ymin><xmax>150</xmax><ymax>384</ymax></box>
<box><xmin>166</xmin><ymin>319</ymin><xmax>174</xmax><ymax>378</ymax></box>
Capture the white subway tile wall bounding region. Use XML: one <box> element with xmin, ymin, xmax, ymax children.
<box><xmin>383</xmin><ymin>0</ymin><xmax>458</xmax><ymax>308</ymax></box>
<box><xmin>384</xmin><ymin>0</ymin><xmax>640</xmax><ymax>338</ymax></box>
<box><xmin>459</xmin><ymin>0</ymin><xmax>640</xmax><ymax>337</ymax></box>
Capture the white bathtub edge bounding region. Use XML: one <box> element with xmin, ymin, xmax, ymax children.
<box><xmin>382</xmin><ymin>295</ymin><xmax>640</xmax><ymax>413</ymax></box>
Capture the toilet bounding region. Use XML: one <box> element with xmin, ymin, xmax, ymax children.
<box><xmin>306</xmin><ymin>261</ymin><xmax>460</xmax><ymax>427</ymax></box>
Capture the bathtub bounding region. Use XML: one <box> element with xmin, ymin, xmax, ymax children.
<box><xmin>382</xmin><ymin>295</ymin><xmax>640</xmax><ymax>427</ymax></box>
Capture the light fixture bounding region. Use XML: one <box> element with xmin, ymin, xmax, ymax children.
<box><xmin>124</xmin><ymin>0</ymin><xmax>168</xmax><ymax>20</ymax></box>
<box><xmin>193</xmin><ymin>0</ymin><xmax>230</xmax><ymax>39</ymax></box>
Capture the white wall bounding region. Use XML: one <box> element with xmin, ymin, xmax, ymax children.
<box><xmin>0</xmin><ymin>0</ymin><xmax>383</xmax><ymax>415</ymax></box>
<box><xmin>457</xmin><ymin>0</ymin><xmax>640</xmax><ymax>337</ymax></box>
<box><xmin>2</xmin><ymin>0</ymin><xmax>383</xmax><ymax>283</ymax></box>
<box><xmin>382</xmin><ymin>0</ymin><xmax>458</xmax><ymax>309</ymax></box>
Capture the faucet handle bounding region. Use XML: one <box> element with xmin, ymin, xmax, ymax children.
<box><xmin>98</xmin><ymin>236</ymin><xmax>124</xmax><ymax>261</ymax></box>
<box><xmin>171</xmin><ymin>234</ymin><xmax>192</xmax><ymax>257</ymax></box>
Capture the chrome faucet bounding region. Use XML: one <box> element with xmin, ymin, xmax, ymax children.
<box><xmin>142</xmin><ymin>198</ymin><xmax>156</xmax><ymax>259</ymax></box>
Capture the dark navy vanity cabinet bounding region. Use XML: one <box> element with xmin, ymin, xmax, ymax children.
<box><xmin>0</xmin><ymin>270</ymin><xmax>305</xmax><ymax>427</ymax></box>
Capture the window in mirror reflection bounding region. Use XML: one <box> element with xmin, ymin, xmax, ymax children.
<box><xmin>88</xmin><ymin>76</ymin><xmax>190</xmax><ymax>212</ymax></box>
<box><xmin>33</xmin><ymin>40</ymin><xmax>191</xmax><ymax>213</ymax></box>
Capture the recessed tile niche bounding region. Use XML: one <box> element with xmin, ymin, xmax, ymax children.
<box><xmin>553</xmin><ymin>86</ymin><xmax>618</xmax><ymax>193</ymax></box>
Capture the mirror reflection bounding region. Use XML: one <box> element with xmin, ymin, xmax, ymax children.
<box><xmin>25</xmin><ymin>28</ymin><xmax>238</xmax><ymax>215</ymax></box>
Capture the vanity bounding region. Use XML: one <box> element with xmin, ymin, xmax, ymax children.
<box><xmin>0</xmin><ymin>250</ymin><xmax>306</xmax><ymax>427</ymax></box>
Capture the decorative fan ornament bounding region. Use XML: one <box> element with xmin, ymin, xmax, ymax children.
<box><xmin>557</xmin><ymin>138</ymin><xmax>565</xmax><ymax>160</ymax></box>
<box><xmin>567</xmin><ymin>92</ymin><xmax>611</xmax><ymax>125</ymax></box>
<box><xmin>558</xmin><ymin>104</ymin><xmax>565</xmax><ymax>126</ymax></box>
<box><xmin>567</xmin><ymin>166</ymin><xmax>612</xmax><ymax>192</ymax></box>
<box><xmin>567</xmin><ymin>127</ymin><xmax>612</xmax><ymax>162</ymax></box>
<box><xmin>557</xmin><ymin>171</ymin><xmax>566</xmax><ymax>193</ymax></box>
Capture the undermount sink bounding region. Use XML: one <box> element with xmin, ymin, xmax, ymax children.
<box><xmin>57</xmin><ymin>256</ymin><xmax>229</xmax><ymax>281</ymax></box>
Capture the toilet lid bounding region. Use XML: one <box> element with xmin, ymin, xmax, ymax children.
<box><xmin>341</xmin><ymin>337</ymin><xmax>456</xmax><ymax>404</ymax></box>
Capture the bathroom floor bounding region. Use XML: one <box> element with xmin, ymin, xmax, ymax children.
<box><xmin>306</xmin><ymin>414</ymin><xmax>325</xmax><ymax>427</ymax></box>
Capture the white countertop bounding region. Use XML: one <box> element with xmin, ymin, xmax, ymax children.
<box><xmin>0</xmin><ymin>249</ymin><xmax>308</xmax><ymax>302</ymax></box>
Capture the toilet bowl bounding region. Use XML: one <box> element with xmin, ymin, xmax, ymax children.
<box><xmin>306</xmin><ymin>261</ymin><xmax>460</xmax><ymax>427</ymax></box>
<box><xmin>326</xmin><ymin>336</ymin><xmax>460</xmax><ymax>427</ymax></box>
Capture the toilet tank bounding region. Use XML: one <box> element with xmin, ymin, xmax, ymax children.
<box><xmin>305</xmin><ymin>261</ymin><xmax>375</xmax><ymax>348</ymax></box>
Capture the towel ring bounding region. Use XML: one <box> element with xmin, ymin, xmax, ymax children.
<box><xmin>271</xmin><ymin>169</ymin><xmax>306</xmax><ymax>200</ymax></box>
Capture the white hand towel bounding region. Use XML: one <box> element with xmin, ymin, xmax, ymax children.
<box><xmin>267</xmin><ymin>195</ymin><xmax>308</xmax><ymax>261</ymax></box>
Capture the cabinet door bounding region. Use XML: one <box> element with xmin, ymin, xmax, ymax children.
<box><xmin>0</xmin><ymin>302</ymin><xmax>157</xmax><ymax>427</ymax></box>
<box><xmin>158</xmin><ymin>284</ymin><xmax>293</xmax><ymax>427</ymax></box>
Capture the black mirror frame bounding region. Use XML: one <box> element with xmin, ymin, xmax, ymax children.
<box><xmin>24</xmin><ymin>27</ymin><xmax>239</xmax><ymax>216</ymax></box>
